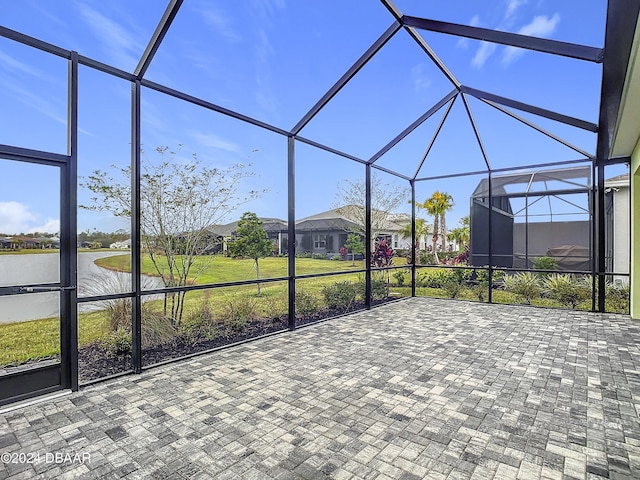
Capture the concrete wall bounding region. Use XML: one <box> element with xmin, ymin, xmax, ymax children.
<box><xmin>632</xmin><ymin>140</ymin><xmax>640</xmax><ymax>319</ymax></box>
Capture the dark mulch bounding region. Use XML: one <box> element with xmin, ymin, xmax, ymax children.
<box><xmin>77</xmin><ymin>297</ymin><xmax>400</xmax><ymax>383</ymax></box>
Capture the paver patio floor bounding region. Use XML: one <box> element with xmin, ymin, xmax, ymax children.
<box><xmin>2</xmin><ymin>297</ymin><xmax>640</xmax><ymax>479</ymax></box>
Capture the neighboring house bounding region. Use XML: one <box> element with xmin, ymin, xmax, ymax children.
<box><xmin>605</xmin><ymin>173</ymin><xmax>630</xmax><ymax>282</ymax></box>
<box><xmin>3</xmin><ymin>236</ymin><xmax>56</xmax><ymax>249</ymax></box>
<box><xmin>209</xmin><ymin>217</ymin><xmax>288</xmax><ymax>255</ymax></box>
<box><xmin>110</xmin><ymin>239</ymin><xmax>131</xmax><ymax>249</ymax></box>
<box><xmin>294</xmin><ymin>206</ymin><xmax>413</xmax><ymax>257</ymax></box>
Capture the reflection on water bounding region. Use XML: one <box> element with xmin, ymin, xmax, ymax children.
<box><xmin>0</xmin><ymin>252</ymin><xmax>163</xmax><ymax>323</ymax></box>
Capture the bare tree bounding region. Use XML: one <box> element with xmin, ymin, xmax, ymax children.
<box><xmin>81</xmin><ymin>146</ymin><xmax>264</xmax><ymax>325</ymax></box>
<box><xmin>333</xmin><ymin>172</ymin><xmax>409</xmax><ymax>244</ymax></box>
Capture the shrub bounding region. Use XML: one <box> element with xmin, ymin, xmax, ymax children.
<box><xmin>321</xmin><ymin>281</ymin><xmax>358</xmax><ymax>310</ymax></box>
<box><xmin>312</xmin><ymin>253</ymin><xmax>327</xmax><ymax>260</ymax></box>
<box><xmin>533</xmin><ymin>256</ymin><xmax>558</xmax><ymax>271</ymax></box>
<box><xmin>182</xmin><ymin>294</ymin><xmax>218</xmax><ymax>342</ymax></box>
<box><xmin>221</xmin><ymin>294</ymin><xmax>257</xmax><ymax>331</ymax></box>
<box><xmin>371</xmin><ymin>274</ymin><xmax>390</xmax><ymax>300</ymax></box>
<box><xmin>533</xmin><ymin>256</ymin><xmax>558</xmax><ymax>279</ymax></box>
<box><xmin>419</xmin><ymin>252</ymin><xmax>436</xmax><ymax>265</ymax></box>
<box><xmin>442</xmin><ymin>268</ymin><xmax>471</xmax><ymax>299</ymax></box>
<box><xmin>100</xmin><ymin>330</ymin><xmax>132</xmax><ymax>356</ymax></box>
<box><xmin>296</xmin><ymin>290</ymin><xmax>320</xmax><ymax>316</ymax></box>
<box><xmin>470</xmin><ymin>268</ymin><xmax>505</xmax><ymax>301</ymax></box>
<box><xmin>331</xmin><ymin>255</ymin><xmax>342</xmax><ymax>261</ymax></box>
<box><xmin>392</xmin><ymin>270</ymin><xmax>407</xmax><ymax>286</ymax></box>
<box><xmin>503</xmin><ymin>272</ymin><xmax>542</xmax><ymax>305</ymax></box>
<box><xmin>417</xmin><ymin>269</ymin><xmax>450</xmax><ymax>288</ymax></box>
<box><xmin>606</xmin><ymin>281</ymin><xmax>630</xmax><ymax>313</ymax></box>
<box><xmin>451</xmin><ymin>247</ymin><xmax>469</xmax><ymax>265</ymax></box>
<box><xmin>545</xmin><ymin>274</ymin><xmax>590</xmax><ymax>309</ymax></box>
<box><xmin>141</xmin><ymin>304</ymin><xmax>179</xmax><ymax>347</ymax></box>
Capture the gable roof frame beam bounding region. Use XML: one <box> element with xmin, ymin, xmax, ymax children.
<box><xmin>461</xmin><ymin>86</ymin><xmax>598</xmax><ymax>133</ymax></box>
<box><xmin>412</xmin><ymin>96</ymin><xmax>457</xmax><ymax>180</ymax></box>
<box><xmin>134</xmin><ymin>0</ymin><xmax>184</xmax><ymax>79</ymax></box>
<box><xmin>403</xmin><ymin>16</ymin><xmax>604</xmax><ymax>63</ymax></box>
<box><xmin>291</xmin><ymin>21</ymin><xmax>402</xmax><ymax>136</ymax></box>
<box><xmin>479</xmin><ymin>98</ymin><xmax>594</xmax><ymax>159</ymax></box>
<box><xmin>461</xmin><ymin>93</ymin><xmax>491</xmax><ymax>170</ymax></box>
<box><xmin>379</xmin><ymin>0</ymin><xmax>461</xmax><ymax>88</ymax></box>
<box><xmin>368</xmin><ymin>88</ymin><xmax>458</xmax><ymax>165</ymax></box>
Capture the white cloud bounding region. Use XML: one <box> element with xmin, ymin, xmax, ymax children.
<box><xmin>0</xmin><ymin>51</ymin><xmax>48</xmax><ymax>80</ymax></box>
<box><xmin>195</xmin><ymin>3</ymin><xmax>241</xmax><ymax>42</ymax></box>
<box><xmin>0</xmin><ymin>201</ymin><xmax>58</xmax><ymax>234</ymax></box>
<box><xmin>505</xmin><ymin>0</ymin><xmax>527</xmax><ymax>20</ymax></box>
<box><xmin>76</xmin><ymin>3</ymin><xmax>142</xmax><ymax>69</ymax></box>
<box><xmin>472</xmin><ymin>42</ymin><xmax>497</xmax><ymax>68</ymax></box>
<box><xmin>411</xmin><ymin>64</ymin><xmax>432</xmax><ymax>91</ymax></box>
<box><xmin>457</xmin><ymin>16</ymin><xmax>481</xmax><ymax>49</ymax></box>
<box><xmin>502</xmin><ymin>13</ymin><xmax>561</xmax><ymax>65</ymax></box>
<box><xmin>190</xmin><ymin>132</ymin><xmax>240</xmax><ymax>153</ymax></box>
<box><xmin>0</xmin><ymin>77</ymin><xmax>67</xmax><ymax>126</ymax></box>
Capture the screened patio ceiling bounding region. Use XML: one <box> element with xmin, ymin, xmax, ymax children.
<box><xmin>1</xmin><ymin>0</ymin><xmax>635</xmax><ymax>180</ymax></box>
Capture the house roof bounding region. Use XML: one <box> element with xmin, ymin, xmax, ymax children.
<box><xmin>605</xmin><ymin>172</ymin><xmax>630</xmax><ymax>188</ymax></box>
<box><xmin>208</xmin><ymin>217</ymin><xmax>287</xmax><ymax>237</ymax></box>
<box><xmin>296</xmin><ymin>206</ymin><xmax>409</xmax><ymax>233</ymax></box>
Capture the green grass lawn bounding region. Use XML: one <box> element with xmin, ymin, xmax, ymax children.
<box><xmin>94</xmin><ymin>254</ymin><xmax>385</xmax><ymax>282</ymax></box>
<box><xmin>0</xmin><ymin>310</ymin><xmax>111</xmax><ymax>366</ymax></box>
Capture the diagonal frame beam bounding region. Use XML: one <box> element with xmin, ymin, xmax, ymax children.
<box><xmin>412</xmin><ymin>95</ymin><xmax>457</xmax><ymax>180</ymax></box>
<box><xmin>135</xmin><ymin>0</ymin><xmax>184</xmax><ymax>79</ymax></box>
<box><xmin>461</xmin><ymin>86</ymin><xmax>598</xmax><ymax>132</ymax></box>
<box><xmin>479</xmin><ymin>98</ymin><xmax>594</xmax><ymax>159</ymax></box>
<box><xmin>369</xmin><ymin>89</ymin><xmax>458</xmax><ymax>164</ymax></box>
<box><xmin>291</xmin><ymin>22</ymin><xmax>402</xmax><ymax>135</ymax></box>
<box><xmin>461</xmin><ymin>93</ymin><xmax>491</xmax><ymax>170</ymax></box>
<box><xmin>403</xmin><ymin>16</ymin><xmax>604</xmax><ymax>63</ymax></box>
<box><xmin>379</xmin><ymin>0</ymin><xmax>461</xmax><ymax>88</ymax></box>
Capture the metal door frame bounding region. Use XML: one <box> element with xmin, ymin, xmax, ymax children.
<box><xmin>0</xmin><ymin>146</ymin><xmax>78</xmax><ymax>406</ymax></box>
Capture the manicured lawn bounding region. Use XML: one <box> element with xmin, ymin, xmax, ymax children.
<box><xmin>95</xmin><ymin>254</ymin><xmax>387</xmax><ymax>283</ymax></box>
<box><xmin>0</xmin><ymin>310</ymin><xmax>110</xmax><ymax>365</ymax></box>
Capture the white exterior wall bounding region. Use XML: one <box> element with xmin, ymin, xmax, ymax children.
<box><xmin>613</xmin><ymin>186</ymin><xmax>631</xmax><ymax>275</ymax></box>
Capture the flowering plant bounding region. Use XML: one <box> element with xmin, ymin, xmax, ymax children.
<box><xmin>371</xmin><ymin>238</ymin><xmax>394</xmax><ymax>267</ymax></box>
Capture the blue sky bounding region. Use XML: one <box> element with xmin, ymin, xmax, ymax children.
<box><xmin>0</xmin><ymin>0</ymin><xmax>616</xmax><ymax>235</ymax></box>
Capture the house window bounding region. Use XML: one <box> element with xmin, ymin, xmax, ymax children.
<box><xmin>313</xmin><ymin>234</ymin><xmax>326</xmax><ymax>249</ymax></box>
<box><xmin>393</xmin><ymin>234</ymin><xmax>398</xmax><ymax>248</ymax></box>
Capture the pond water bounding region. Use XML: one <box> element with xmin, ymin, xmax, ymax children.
<box><xmin>0</xmin><ymin>252</ymin><xmax>163</xmax><ymax>323</ymax></box>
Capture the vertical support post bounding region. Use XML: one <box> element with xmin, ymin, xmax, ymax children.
<box><xmin>287</xmin><ymin>136</ymin><xmax>296</xmax><ymax>330</ymax></box>
<box><xmin>365</xmin><ymin>164</ymin><xmax>372</xmax><ymax>309</ymax></box>
<box><xmin>590</xmin><ymin>161</ymin><xmax>597</xmax><ymax>312</ymax></box>
<box><xmin>488</xmin><ymin>172</ymin><xmax>493</xmax><ymax>303</ymax></box>
<box><xmin>411</xmin><ymin>179</ymin><xmax>416</xmax><ymax>298</ymax></box>
<box><xmin>525</xmin><ymin>194</ymin><xmax>529</xmax><ymax>269</ymax></box>
<box><xmin>65</xmin><ymin>51</ymin><xmax>79</xmax><ymax>391</ymax></box>
<box><xmin>131</xmin><ymin>80</ymin><xmax>142</xmax><ymax>373</ymax></box>
<box><xmin>597</xmin><ymin>163</ymin><xmax>606</xmax><ymax>312</ymax></box>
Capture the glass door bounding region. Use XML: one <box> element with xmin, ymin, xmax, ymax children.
<box><xmin>0</xmin><ymin>156</ymin><xmax>74</xmax><ymax>405</ymax></box>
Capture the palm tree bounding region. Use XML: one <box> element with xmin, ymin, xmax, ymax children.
<box><xmin>399</xmin><ymin>218</ymin><xmax>429</xmax><ymax>260</ymax></box>
<box><xmin>447</xmin><ymin>216</ymin><xmax>470</xmax><ymax>251</ymax></box>
<box><xmin>418</xmin><ymin>191</ymin><xmax>454</xmax><ymax>263</ymax></box>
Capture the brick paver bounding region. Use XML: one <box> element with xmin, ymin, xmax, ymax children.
<box><xmin>1</xmin><ymin>297</ymin><xmax>640</xmax><ymax>479</ymax></box>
